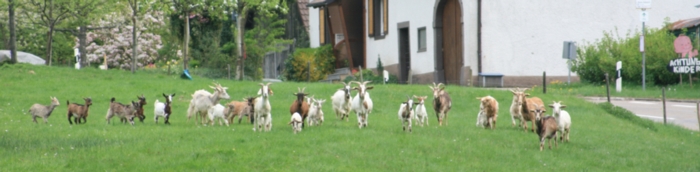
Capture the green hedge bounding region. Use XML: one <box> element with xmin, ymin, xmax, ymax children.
<box><xmin>572</xmin><ymin>26</ymin><xmax>684</xmax><ymax>86</ymax></box>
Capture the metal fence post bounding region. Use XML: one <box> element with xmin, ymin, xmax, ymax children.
<box><xmin>662</xmin><ymin>87</ymin><xmax>667</xmax><ymax>125</ymax></box>
<box><xmin>605</xmin><ymin>73</ymin><xmax>610</xmax><ymax>103</ymax></box>
<box><xmin>543</xmin><ymin>71</ymin><xmax>547</xmax><ymax>94</ymax></box>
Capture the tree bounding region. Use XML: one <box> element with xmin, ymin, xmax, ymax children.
<box><xmin>8</xmin><ymin>0</ymin><xmax>17</xmax><ymax>64</ymax></box>
<box><xmin>61</xmin><ymin>0</ymin><xmax>121</xmax><ymax>67</ymax></box>
<box><xmin>23</xmin><ymin>0</ymin><xmax>72</xmax><ymax>65</ymax></box>
<box><xmin>126</xmin><ymin>0</ymin><xmax>158</xmax><ymax>73</ymax></box>
<box><xmin>233</xmin><ymin>0</ymin><xmax>285</xmax><ymax>80</ymax></box>
<box><xmin>162</xmin><ymin>0</ymin><xmax>230</xmax><ymax>71</ymax></box>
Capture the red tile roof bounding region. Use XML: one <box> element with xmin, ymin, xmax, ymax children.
<box><xmin>669</xmin><ymin>17</ymin><xmax>700</xmax><ymax>30</ymax></box>
<box><xmin>297</xmin><ymin>0</ymin><xmax>310</xmax><ymax>33</ymax></box>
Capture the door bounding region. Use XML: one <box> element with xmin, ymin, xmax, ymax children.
<box><xmin>399</xmin><ymin>28</ymin><xmax>410</xmax><ymax>84</ymax></box>
<box><xmin>441</xmin><ymin>0</ymin><xmax>463</xmax><ymax>85</ymax></box>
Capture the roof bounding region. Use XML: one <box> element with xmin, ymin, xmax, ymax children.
<box><xmin>297</xmin><ymin>0</ymin><xmax>310</xmax><ymax>33</ymax></box>
<box><xmin>669</xmin><ymin>17</ymin><xmax>700</xmax><ymax>30</ymax></box>
<box><xmin>307</xmin><ymin>0</ymin><xmax>337</xmax><ymax>7</ymax></box>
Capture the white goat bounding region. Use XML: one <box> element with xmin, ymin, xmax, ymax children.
<box><xmin>509</xmin><ymin>88</ymin><xmax>526</xmax><ymax>127</ymax></box>
<box><xmin>351</xmin><ymin>81</ymin><xmax>374</xmax><ymax>128</ymax></box>
<box><xmin>412</xmin><ymin>95</ymin><xmax>429</xmax><ymax>127</ymax></box>
<box><xmin>208</xmin><ymin>104</ymin><xmax>229</xmax><ymax>126</ymax></box>
<box><xmin>289</xmin><ymin>112</ymin><xmax>303</xmax><ymax>134</ymax></box>
<box><xmin>549</xmin><ymin>101</ymin><xmax>571</xmax><ymax>143</ymax></box>
<box><xmin>397</xmin><ymin>96</ymin><xmax>414</xmax><ymax>132</ymax></box>
<box><xmin>28</xmin><ymin>97</ymin><xmax>60</xmax><ymax>124</ymax></box>
<box><xmin>187</xmin><ymin>83</ymin><xmax>230</xmax><ymax>125</ymax></box>
<box><xmin>154</xmin><ymin>93</ymin><xmax>175</xmax><ymax>124</ymax></box>
<box><xmin>308</xmin><ymin>98</ymin><xmax>325</xmax><ymax>126</ymax></box>
<box><xmin>330</xmin><ymin>82</ymin><xmax>352</xmax><ymax>121</ymax></box>
<box><xmin>254</xmin><ymin>83</ymin><xmax>273</xmax><ymax>132</ymax></box>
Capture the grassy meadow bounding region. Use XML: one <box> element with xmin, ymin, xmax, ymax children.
<box><xmin>1</xmin><ymin>64</ymin><xmax>700</xmax><ymax>171</ymax></box>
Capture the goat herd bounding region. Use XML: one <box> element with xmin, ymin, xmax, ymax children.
<box><xmin>26</xmin><ymin>81</ymin><xmax>572</xmax><ymax>151</ymax></box>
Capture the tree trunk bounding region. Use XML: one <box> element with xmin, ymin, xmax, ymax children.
<box><xmin>183</xmin><ymin>11</ymin><xmax>190</xmax><ymax>70</ymax></box>
<box><xmin>236</xmin><ymin>8</ymin><xmax>246</xmax><ymax>80</ymax></box>
<box><xmin>9</xmin><ymin>0</ymin><xmax>17</xmax><ymax>64</ymax></box>
<box><xmin>78</xmin><ymin>26</ymin><xmax>88</xmax><ymax>67</ymax></box>
<box><xmin>132</xmin><ymin>14</ymin><xmax>138</xmax><ymax>73</ymax></box>
<box><xmin>46</xmin><ymin>27</ymin><xmax>54</xmax><ymax>66</ymax></box>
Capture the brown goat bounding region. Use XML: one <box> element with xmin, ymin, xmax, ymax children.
<box><xmin>533</xmin><ymin>105</ymin><xmax>558</xmax><ymax>151</ymax></box>
<box><xmin>67</xmin><ymin>98</ymin><xmax>92</xmax><ymax>125</ymax></box>
<box><xmin>225</xmin><ymin>97</ymin><xmax>256</xmax><ymax>124</ymax></box>
<box><xmin>121</xmin><ymin>95</ymin><xmax>146</xmax><ymax>123</ymax></box>
<box><xmin>106</xmin><ymin>97</ymin><xmax>140</xmax><ymax>126</ymax></box>
<box><xmin>476</xmin><ymin>96</ymin><xmax>498</xmax><ymax>129</ymax></box>
<box><xmin>519</xmin><ymin>92</ymin><xmax>544</xmax><ymax>132</ymax></box>
<box><xmin>289</xmin><ymin>87</ymin><xmax>310</xmax><ymax>128</ymax></box>
<box><xmin>430</xmin><ymin>82</ymin><xmax>452</xmax><ymax>126</ymax></box>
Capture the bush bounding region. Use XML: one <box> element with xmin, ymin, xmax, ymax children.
<box><xmin>571</xmin><ymin>24</ymin><xmax>683</xmax><ymax>86</ymax></box>
<box><xmin>284</xmin><ymin>44</ymin><xmax>335</xmax><ymax>81</ymax></box>
<box><xmin>343</xmin><ymin>69</ymin><xmax>399</xmax><ymax>84</ymax></box>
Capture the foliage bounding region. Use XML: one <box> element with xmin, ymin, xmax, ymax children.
<box><xmin>344</xmin><ymin>69</ymin><xmax>399</xmax><ymax>84</ymax></box>
<box><xmin>285</xmin><ymin>44</ymin><xmax>334</xmax><ymax>81</ymax></box>
<box><xmin>572</xmin><ymin>24</ymin><xmax>681</xmax><ymax>86</ymax></box>
<box><xmin>3</xmin><ymin>65</ymin><xmax>700</xmax><ymax>171</ymax></box>
<box><xmin>243</xmin><ymin>2</ymin><xmax>292</xmax><ymax>80</ymax></box>
<box><xmin>80</xmin><ymin>11</ymin><xmax>165</xmax><ymax>69</ymax></box>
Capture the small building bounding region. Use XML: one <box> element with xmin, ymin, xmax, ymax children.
<box><xmin>308</xmin><ymin>0</ymin><xmax>699</xmax><ymax>86</ymax></box>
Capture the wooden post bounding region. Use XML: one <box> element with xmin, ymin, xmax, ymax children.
<box><xmin>696</xmin><ymin>102</ymin><xmax>700</xmax><ymax>130</ymax></box>
<box><xmin>227</xmin><ymin>64</ymin><xmax>231</xmax><ymax>80</ymax></box>
<box><xmin>662</xmin><ymin>87</ymin><xmax>667</xmax><ymax>125</ymax></box>
<box><xmin>167</xmin><ymin>64</ymin><xmax>171</xmax><ymax>75</ymax></box>
<box><xmin>307</xmin><ymin>62</ymin><xmax>311</xmax><ymax>82</ymax></box>
<box><xmin>543</xmin><ymin>71</ymin><xmax>546</xmax><ymax>94</ymax></box>
<box><xmin>605</xmin><ymin>73</ymin><xmax>610</xmax><ymax>103</ymax></box>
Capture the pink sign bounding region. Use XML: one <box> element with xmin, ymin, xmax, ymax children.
<box><xmin>674</xmin><ymin>35</ymin><xmax>698</xmax><ymax>58</ymax></box>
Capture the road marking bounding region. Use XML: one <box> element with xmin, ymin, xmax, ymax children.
<box><xmin>672</xmin><ymin>105</ymin><xmax>696</xmax><ymax>108</ymax></box>
<box><xmin>637</xmin><ymin>114</ymin><xmax>674</xmax><ymax>120</ymax></box>
<box><xmin>631</xmin><ymin>101</ymin><xmax>656</xmax><ymax>105</ymax></box>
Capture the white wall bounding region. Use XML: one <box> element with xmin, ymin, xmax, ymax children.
<box><xmin>309</xmin><ymin>6</ymin><xmax>320</xmax><ymax>48</ymax></box>
<box><xmin>481</xmin><ymin>0</ymin><xmax>700</xmax><ymax>76</ymax></box>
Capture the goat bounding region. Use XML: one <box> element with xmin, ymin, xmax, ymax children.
<box><xmin>208</xmin><ymin>104</ymin><xmax>229</xmax><ymax>126</ymax></box>
<box><xmin>412</xmin><ymin>95</ymin><xmax>429</xmax><ymax>127</ymax></box>
<box><xmin>289</xmin><ymin>112</ymin><xmax>303</xmax><ymax>134</ymax></box>
<box><xmin>509</xmin><ymin>88</ymin><xmax>526</xmax><ymax>127</ymax></box>
<box><xmin>429</xmin><ymin>82</ymin><xmax>452</xmax><ymax>126</ymax></box>
<box><xmin>28</xmin><ymin>97</ymin><xmax>60</xmax><ymax>124</ymax></box>
<box><xmin>289</xmin><ymin>87</ymin><xmax>310</xmax><ymax>128</ymax></box>
<box><xmin>331</xmin><ymin>82</ymin><xmax>353</xmax><ymax>121</ymax></box>
<box><xmin>476</xmin><ymin>96</ymin><xmax>499</xmax><ymax>129</ymax></box>
<box><xmin>549</xmin><ymin>101</ymin><xmax>572</xmax><ymax>143</ymax></box>
<box><xmin>351</xmin><ymin>81</ymin><xmax>374</xmax><ymax>128</ymax></box>
<box><xmin>121</xmin><ymin>95</ymin><xmax>147</xmax><ymax>123</ymax></box>
<box><xmin>154</xmin><ymin>93</ymin><xmax>175</xmax><ymax>124</ymax></box>
<box><xmin>397</xmin><ymin>96</ymin><xmax>414</xmax><ymax>132</ymax></box>
<box><xmin>106</xmin><ymin>98</ymin><xmax>140</xmax><ymax>126</ymax></box>
<box><xmin>67</xmin><ymin>98</ymin><xmax>92</xmax><ymax>125</ymax></box>
<box><xmin>518</xmin><ymin>90</ymin><xmax>544</xmax><ymax>132</ymax></box>
<box><xmin>254</xmin><ymin>83</ymin><xmax>273</xmax><ymax>132</ymax></box>
<box><xmin>533</xmin><ymin>104</ymin><xmax>557</xmax><ymax>151</ymax></box>
<box><xmin>187</xmin><ymin>83</ymin><xmax>230</xmax><ymax>125</ymax></box>
<box><xmin>307</xmin><ymin>98</ymin><xmax>325</xmax><ymax>126</ymax></box>
<box><xmin>224</xmin><ymin>97</ymin><xmax>256</xmax><ymax>124</ymax></box>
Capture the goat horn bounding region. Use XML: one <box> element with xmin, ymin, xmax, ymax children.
<box><xmin>301</xmin><ymin>87</ymin><xmax>306</xmax><ymax>93</ymax></box>
<box><xmin>363</xmin><ymin>81</ymin><xmax>372</xmax><ymax>85</ymax></box>
<box><xmin>437</xmin><ymin>83</ymin><xmax>444</xmax><ymax>88</ymax></box>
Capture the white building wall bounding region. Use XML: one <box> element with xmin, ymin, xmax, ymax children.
<box><xmin>481</xmin><ymin>0</ymin><xmax>700</xmax><ymax>76</ymax></box>
<box><xmin>309</xmin><ymin>7</ymin><xmax>320</xmax><ymax>48</ymax></box>
<box><xmin>365</xmin><ymin>0</ymin><xmax>435</xmax><ymax>75</ymax></box>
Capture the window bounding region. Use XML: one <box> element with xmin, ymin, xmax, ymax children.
<box><xmin>417</xmin><ymin>27</ymin><xmax>426</xmax><ymax>52</ymax></box>
<box><xmin>368</xmin><ymin>0</ymin><xmax>388</xmax><ymax>39</ymax></box>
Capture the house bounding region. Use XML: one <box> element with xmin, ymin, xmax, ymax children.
<box><xmin>308</xmin><ymin>0</ymin><xmax>699</xmax><ymax>86</ymax></box>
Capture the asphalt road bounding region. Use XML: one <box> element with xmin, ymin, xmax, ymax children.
<box><xmin>586</xmin><ymin>98</ymin><xmax>700</xmax><ymax>131</ymax></box>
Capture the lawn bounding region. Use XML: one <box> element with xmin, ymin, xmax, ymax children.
<box><xmin>1</xmin><ymin>64</ymin><xmax>699</xmax><ymax>171</ymax></box>
<box><xmin>546</xmin><ymin>80</ymin><xmax>700</xmax><ymax>100</ymax></box>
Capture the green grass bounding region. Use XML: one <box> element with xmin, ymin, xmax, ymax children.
<box><xmin>542</xmin><ymin>81</ymin><xmax>700</xmax><ymax>100</ymax></box>
<box><xmin>2</xmin><ymin>64</ymin><xmax>700</xmax><ymax>171</ymax></box>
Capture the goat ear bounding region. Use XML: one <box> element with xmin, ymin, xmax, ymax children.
<box><xmin>352</xmin><ymin>87</ymin><xmax>359</xmax><ymax>90</ymax></box>
<box><xmin>560</xmin><ymin>105</ymin><xmax>566</xmax><ymax>109</ymax></box>
<box><xmin>548</xmin><ymin>104</ymin><xmax>554</xmax><ymax>108</ymax></box>
<box><xmin>366</xmin><ymin>86</ymin><xmax>374</xmax><ymax>90</ymax></box>
<box><xmin>428</xmin><ymin>86</ymin><xmax>434</xmax><ymax>90</ymax></box>
<box><xmin>525</xmin><ymin>93</ymin><xmax>531</xmax><ymax>96</ymax></box>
